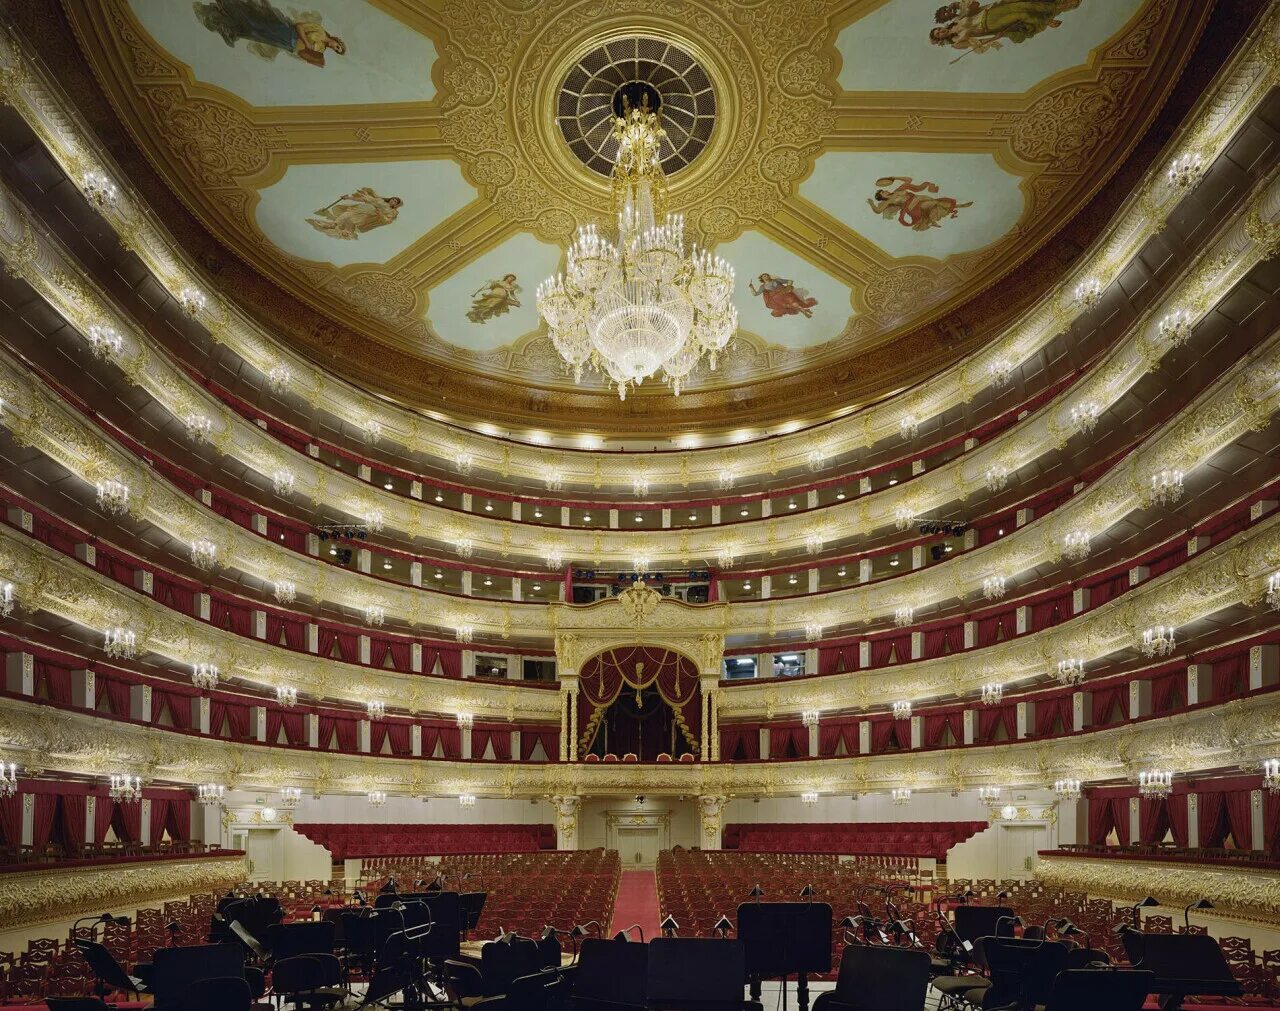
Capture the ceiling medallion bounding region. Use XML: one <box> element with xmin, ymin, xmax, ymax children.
<box><xmin>538</xmin><ymin>96</ymin><xmax>736</xmax><ymax>398</ymax></box>
<box><xmin>557</xmin><ymin>37</ymin><xmax>716</xmax><ymax>179</ymax></box>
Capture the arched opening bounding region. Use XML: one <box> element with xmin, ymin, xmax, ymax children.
<box><xmin>577</xmin><ymin>646</ymin><xmax>702</xmax><ymax>762</ymax></box>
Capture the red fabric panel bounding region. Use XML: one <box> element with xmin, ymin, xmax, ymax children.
<box><xmin>224</xmin><ymin>703</ymin><xmax>251</xmax><ymax>740</ymax></box>
<box><xmin>266</xmin><ymin>708</ymin><xmax>284</xmax><ymax>744</ymax></box>
<box><xmin>266</xmin><ymin>613</ymin><xmax>305</xmax><ymax>651</ymax></box>
<box><xmin>1225</xmin><ymin>790</ymin><xmax>1253</xmax><ymax>849</ymax></box>
<box><xmin>94</xmin><ymin>798</ymin><xmax>114</xmax><ymax>845</ymax></box>
<box><xmin>386</xmin><ymin>722</ymin><xmax>411</xmax><ymax>756</ymax></box>
<box><xmin>978</xmin><ymin>704</ymin><xmax>1017</xmax><ymax>743</ymax></box>
<box><xmin>1212</xmin><ymin>656</ymin><xmax>1247</xmax><ymax>699</ymax></box>
<box><xmin>1167</xmin><ymin>793</ymin><xmax>1189</xmax><ymax>848</ymax></box>
<box><xmin>1030</xmin><ymin>592</ymin><xmax>1070</xmax><ymax>632</ymax></box>
<box><xmin>32</xmin><ymin>793</ymin><xmax>58</xmax><ymax>848</ymax></box>
<box><xmin>1091</xmin><ymin>685</ymin><xmax>1126</xmax><ymax>725</ymax></box>
<box><xmin>103</xmin><ymin>676</ymin><xmax>130</xmax><ymax>716</ymax></box>
<box><xmin>870</xmin><ymin>633</ymin><xmax>910</xmax><ymax>667</ymax></box>
<box><xmin>439</xmin><ymin>726</ymin><xmax>461</xmax><ymax>758</ymax></box>
<box><xmin>818</xmin><ymin>645</ymin><xmax>859</xmax><ymax>675</ymax></box>
<box><xmin>1110</xmin><ymin>796</ymin><xmax>1131</xmax><ymax>846</ymax></box>
<box><xmin>112</xmin><ymin>800</ymin><xmax>141</xmax><ymax>843</ymax></box>
<box><xmin>1034</xmin><ymin>694</ymin><xmax>1073</xmax><ymax>737</ymax></box>
<box><xmin>1088</xmin><ymin>572</ymin><xmax>1129</xmax><ymax>607</ymax></box>
<box><xmin>149</xmin><ymin>798</ymin><xmax>170</xmax><ymax>842</ymax></box>
<box><xmin>0</xmin><ymin>793</ymin><xmax>20</xmax><ymax>845</ymax></box>
<box><xmin>1139</xmin><ymin>798</ymin><xmax>1169</xmax><ymax>843</ymax></box>
<box><xmin>334</xmin><ymin>718</ymin><xmax>358</xmax><ymax>753</ymax></box>
<box><xmin>1088</xmin><ymin>795</ymin><xmax>1114</xmax><ymax>846</ymax></box>
<box><xmin>153</xmin><ymin>575</ymin><xmax>195</xmax><ymax>615</ymax></box>
<box><xmin>167</xmin><ymin>800</ymin><xmax>190</xmax><ymax>842</ymax></box>
<box><xmin>282</xmin><ymin>711</ymin><xmax>306</xmax><ymax>747</ymax></box>
<box><xmin>1267</xmin><ymin>792</ymin><xmax>1280</xmax><ymax>856</ymax></box>
<box><xmin>155</xmin><ymin>690</ymin><xmax>192</xmax><ymax>730</ymax></box>
<box><xmin>977</xmin><ymin>610</ymin><xmax>1017</xmax><ymax>648</ymax></box>
<box><xmin>210</xmin><ymin>598</ymin><xmax>252</xmax><ymax>635</ymax></box>
<box><xmin>1198</xmin><ymin>791</ymin><xmax>1227</xmax><ymax>847</ymax></box>
<box><xmin>1151</xmin><ymin>672</ymin><xmax>1183</xmax><ymax>713</ymax></box>
<box><xmin>60</xmin><ymin>793</ymin><xmax>86</xmax><ymax>849</ymax></box>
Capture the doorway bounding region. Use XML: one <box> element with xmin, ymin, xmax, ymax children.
<box><xmin>997</xmin><ymin>824</ymin><xmax>1048</xmax><ymax>880</ymax></box>
<box><xmin>244</xmin><ymin>827</ymin><xmax>282</xmax><ymax>882</ymax></box>
<box><xmin>616</xmin><ymin>827</ymin><xmax>661</xmax><ymax>868</ymax></box>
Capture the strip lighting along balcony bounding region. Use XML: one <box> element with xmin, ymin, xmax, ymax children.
<box><xmin>184</xmin><ymin>412</ymin><xmax>212</xmax><ymax>444</ymax></box>
<box><xmin>109</xmin><ymin>774</ymin><xmax>142</xmax><ymax>802</ymax></box>
<box><xmin>0</xmin><ymin>581</ymin><xmax>13</xmax><ymax>619</ymax></box>
<box><xmin>980</xmin><ymin>683</ymin><xmax>1003</xmax><ymax>706</ymax></box>
<box><xmin>273</xmin><ymin>579</ymin><xmax>296</xmax><ymax>605</ymax></box>
<box><xmin>363</xmin><ymin>604</ymin><xmax>386</xmax><ymax>627</ymax></box>
<box><xmin>86</xmin><ymin>324</ymin><xmax>123</xmax><ymax>359</ymax></box>
<box><xmin>1074</xmin><ymin>278</ymin><xmax>1103</xmax><ymax>309</ymax></box>
<box><xmin>82</xmin><ymin>170</ymin><xmax>118</xmax><ymax>208</ymax></box>
<box><xmin>189</xmin><ymin>538</ymin><xmax>218</xmax><ymax>570</ymax></box>
<box><xmin>1070</xmin><ymin>401</ymin><xmax>1100</xmax><ymax>435</ymax></box>
<box><xmin>1055</xmin><ymin>658</ymin><xmax>1085</xmax><ymax>686</ymax></box>
<box><xmin>179</xmin><ymin>287</ymin><xmax>207</xmax><ymax>317</ymax></box>
<box><xmin>893</xmin><ymin>605</ymin><xmax>914</xmax><ymax>627</ymax></box>
<box><xmin>366</xmin><ymin>700</ymin><xmax>386</xmax><ymax>721</ymax></box>
<box><xmin>267</xmin><ymin>364</ymin><xmax>291</xmax><ymax>394</ymax></box>
<box><xmin>459</xmin><ymin>794</ymin><xmax>476</xmax><ymax>808</ymax></box>
<box><xmin>276</xmin><ymin>685</ymin><xmax>298</xmax><ymax>707</ymax></box>
<box><xmin>1138</xmin><ymin>770</ymin><xmax>1173</xmax><ymax>799</ymax></box>
<box><xmin>95</xmin><ymin>478</ymin><xmax>129</xmax><ymax>515</ymax></box>
<box><xmin>1063</xmin><ymin>529</ymin><xmax>1091</xmax><ymax>561</ymax></box>
<box><xmin>1054</xmin><ymin>779</ymin><xmax>1083</xmax><ymax>802</ymax></box>
<box><xmin>197</xmin><ymin>784</ymin><xmax>224</xmax><ymax>806</ymax></box>
<box><xmin>801</xmin><ymin>791</ymin><xmax>819</xmax><ymax>806</ymax></box>
<box><xmin>984</xmin><ymin>466</ymin><xmax>1008</xmax><ymax>492</ymax></box>
<box><xmin>1264</xmin><ymin>759</ymin><xmax>1280</xmax><ymax>794</ymax></box>
<box><xmin>456</xmin><ymin>712</ymin><xmax>474</xmax><ymax>730</ymax></box>
<box><xmin>1149</xmin><ymin>468</ymin><xmax>1185</xmax><ymax>506</ymax></box>
<box><xmin>367</xmin><ymin>790</ymin><xmax>387</xmax><ymax>807</ymax></box>
<box><xmin>280</xmin><ymin>787</ymin><xmax>302</xmax><ymax>808</ymax></box>
<box><xmin>977</xmin><ymin>786</ymin><xmax>1001</xmax><ymax>806</ymax></box>
<box><xmin>537</xmin><ymin>98</ymin><xmax>736</xmax><ymax>399</ymax></box>
<box><xmin>804</xmin><ymin>622</ymin><xmax>823</xmax><ymax>641</ymax></box>
<box><xmin>892</xmin><ymin>700</ymin><xmax>912</xmax><ymax>721</ymax></box>
<box><xmin>1140</xmin><ymin>625</ymin><xmax>1177</xmax><ymax>657</ymax></box>
<box><xmin>982</xmin><ymin>575</ymin><xmax>1007</xmax><ymax>601</ymax></box>
<box><xmin>1157</xmin><ymin>309</ymin><xmax>1193</xmax><ymax>347</ymax></box>
<box><xmin>103</xmin><ymin>627</ymin><xmax>136</xmax><ymax>659</ymax></box>
<box><xmin>272</xmin><ymin>469</ymin><xmax>295</xmax><ymax>497</ymax></box>
<box><xmin>1268</xmin><ymin>573</ymin><xmax>1280</xmax><ymax>610</ymax></box>
<box><xmin>1167</xmin><ymin>152</ymin><xmax>1204</xmax><ymax>189</ymax></box>
<box><xmin>0</xmin><ymin>762</ymin><xmax>17</xmax><ymax>799</ymax></box>
<box><xmin>191</xmin><ymin>663</ymin><xmax>220</xmax><ymax>691</ymax></box>
<box><xmin>891</xmin><ymin>788</ymin><xmax>911</xmax><ymax>806</ymax></box>
<box><xmin>801</xmin><ymin>710</ymin><xmax>820</xmax><ymax>728</ymax></box>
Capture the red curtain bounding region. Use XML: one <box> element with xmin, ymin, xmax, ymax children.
<box><xmin>112</xmin><ymin>800</ymin><xmax>142</xmax><ymax>843</ymax></box>
<box><xmin>1267</xmin><ymin>792</ymin><xmax>1280</xmax><ymax>856</ymax></box>
<box><xmin>1212</xmin><ymin>656</ymin><xmax>1246</xmax><ymax>699</ymax></box>
<box><xmin>1091</xmin><ymin>685</ymin><xmax>1126</xmax><ymax>725</ymax></box>
<box><xmin>167</xmin><ymin>800</ymin><xmax>191</xmax><ymax>842</ymax></box>
<box><xmin>520</xmin><ymin>728</ymin><xmax>559</xmax><ymax>761</ymax></box>
<box><xmin>577</xmin><ymin>647</ymin><xmax>702</xmax><ymax>756</ymax></box>
<box><xmin>924</xmin><ymin>709</ymin><xmax>963</xmax><ymax>748</ymax></box>
<box><xmin>0</xmin><ymin>792</ymin><xmax>20</xmax><ymax>845</ymax></box>
<box><xmin>978</xmin><ymin>704</ymin><xmax>1016</xmax><ymax>743</ymax></box>
<box><xmin>282</xmin><ymin>711</ymin><xmax>307</xmax><ymax>746</ymax></box>
<box><xmin>32</xmin><ymin>794</ymin><xmax>58</xmax><ymax>848</ymax></box>
<box><xmin>1225</xmin><ymin>790</ymin><xmax>1253</xmax><ymax>850</ymax></box>
<box><xmin>869</xmin><ymin>633</ymin><xmax>910</xmax><ymax>667</ymax></box>
<box><xmin>266</xmin><ymin>707</ymin><xmax>285</xmax><ymax>745</ymax></box>
<box><xmin>94</xmin><ymin>798</ymin><xmax>114</xmax><ymax>844</ymax></box>
<box><xmin>818</xmin><ymin>645</ymin><xmax>859</xmax><ymax>675</ymax></box>
<box><xmin>225</xmin><ymin>703</ymin><xmax>251</xmax><ymax>740</ymax></box>
<box><xmin>1198</xmin><ymin>791</ymin><xmax>1227</xmax><ymax>847</ymax></box>
<box><xmin>1151</xmin><ymin>672</ymin><xmax>1183</xmax><ymax>713</ymax></box>
<box><xmin>977</xmin><ymin>610</ymin><xmax>1017</xmax><ymax>647</ymax></box>
<box><xmin>720</xmin><ymin>724</ymin><xmax>759</xmax><ymax>761</ymax></box>
<box><xmin>1088</xmin><ymin>796</ymin><xmax>1114</xmax><ymax>845</ymax></box>
<box><xmin>60</xmin><ymin>794</ymin><xmax>86</xmax><ymax>849</ymax></box>
<box><xmin>1110</xmin><ymin>796</ymin><xmax>1131</xmax><ymax>846</ymax></box>
<box><xmin>103</xmin><ymin>677</ymin><xmax>130</xmax><ymax>717</ymax></box>
<box><xmin>149</xmin><ymin>798</ymin><xmax>171</xmax><ymax>843</ymax></box>
<box><xmin>1034</xmin><ymin>694</ymin><xmax>1074</xmax><ymax>737</ymax></box>
<box><xmin>1167</xmin><ymin>793</ymin><xmax>1189</xmax><ymax>848</ymax></box>
<box><xmin>266</xmin><ymin>613</ymin><xmax>305</xmax><ymax>651</ymax></box>
<box><xmin>1138</xmin><ymin>798</ymin><xmax>1169</xmax><ymax>843</ymax></box>
<box><xmin>439</xmin><ymin>725</ymin><xmax>461</xmax><ymax>758</ymax></box>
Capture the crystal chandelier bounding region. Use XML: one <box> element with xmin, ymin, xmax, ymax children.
<box><xmin>184</xmin><ymin>412</ymin><xmax>213</xmax><ymax>443</ymax></box>
<box><xmin>280</xmin><ymin>786</ymin><xmax>302</xmax><ymax>808</ymax></box>
<box><xmin>801</xmin><ymin>709</ymin><xmax>820</xmax><ymax>728</ymax></box>
<box><xmin>459</xmin><ymin>793</ymin><xmax>476</xmax><ymax>808</ymax></box>
<box><xmin>103</xmin><ymin>627</ymin><xmax>136</xmax><ymax>659</ymax></box>
<box><xmin>1063</xmin><ymin>529</ymin><xmax>1091</xmax><ymax>561</ymax></box>
<box><xmin>364</xmin><ymin>510</ymin><xmax>385</xmax><ymax>535</ymax></box>
<box><xmin>717</xmin><ymin>468</ymin><xmax>737</xmax><ymax>491</ymax></box>
<box><xmin>82</xmin><ymin>170</ymin><xmax>118</xmax><ymax>209</ymax></box>
<box><xmin>632</xmin><ymin>475</ymin><xmax>650</xmax><ymax>497</ymax></box>
<box><xmin>804</xmin><ymin>533</ymin><xmax>824</xmax><ymax>556</ymax></box>
<box><xmin>95</xmin><ymin>478</ymin><xmax>130</xmax><ymax>515</ymax></box>
<box><xmin>804</xmin><ymin>621</ymin><xmax>823</xmax><ymax>641</ymax></box>
<box><xmin>109</xmin><ymin>774</ymin><xmax>142</xmax><ymax>802</ymax></box>
<box><xmin>267</xmin><ymin>365</ymin><xmax>291</xmax><ymax>394</ymax></box>
<box><xmin>0</xmin><ymin>580</ymin><xmax>13</xmax><ymax>619</ymax></box>
<box><xmin>1138</xmin><ymin>770</ymin><xmax>1172</xmax><ymax>799</ymax></box>
<box><xmin>891</xmin><ymin>788</ymin><xmax>911</xmax><ymax>806</ymax></box>
<box><xmin>894</xmin><ymin>507</ymin><xmax>914</xmax><ymax>532</ymax></box>
<box><xmin>1054</xmin><ymin>779</ymin><xmax>1082</xmax><ymax>802</ymax></box>
<box><xmin>892</xmin><ymin>700</ymin><xmax>912</xmax><ymax>721</ymax></box>
<box><xmin>545</xmin><ymin>548</ymin><xmax>564</xmax><ymax>571</ymax></box>
<box><xmin>362</xmin><ymin>419</ymin><xmax>383</xmax><ymax>446</ymax></box>
<box><xmin>0</xmin><ymin>762</ymin><xmax>17</xmax><ymax>798</ymax></box>
<box><xmin>1074</xmin><ymin>278</ymin><xmax>1103</xmax><ymax>309</ymax></box>
<box><xmin>273</xmin><ymin>579</ymin><xmax>297</xmax><ymax>605</ymax></box>
<box><xmin>456</xmin><ymin>712</ymin><xmax>474</xmax><ymax>730</ymax></box>
<box><xmin>455</xmin><ymin>624</ymin><xmax>474</xmax><ymax>644</ymax></box>
<box><xmin>982</xmin><ymin>575</ymin><xmax>1007</xmax><ymax>601</ymax></box>
<box><xmin>367</xmin><ymin>790</ymin><xmax>387</xmax><ymax>807</ymax></box>
<box><xmin>272</xmin><ymin>469</ymin><xmax>295</xmax><ymax>497</ymax></box>
<box><xmin>980</xmin><ymin>683</ymin><xmax>1003</xmax><ymax>706</ymax></box>
<box><xmin>1167</xmin><ymin>153</ymin><xmax>1203</xmax><ymax>189</ymax></box>
<box><xmin>537</xmin><ymin>97</ymin><xmax>736</xmax><ymax>399</ymax></box>
<box><xmin>899</xmin><ymin>415</ymin><xmax>919</xmax><ymax>441</ymax></box>
<box><xmin>197</xmin><ymin>783</ymin><xmax>224</xmax><ymax>806</ymax></box>
<box><xmin>1149</xmin><ymin>468</ymin><xmax>1184</xmax><ymax>506</ymax></box>
<box><xmin>276</xmin><ymin>685</ymin><xmax>298</xmax><ymax>707</ymax></box>
<box><xmin>454</xmin><ymin>537</ymin><xmax>474</xmax><ymax>559</ymax></box>
<box><xmin>893</xmin><ymin>605</ymin><xmax>914</xmax><ymax>628</ymax></box>
<box><xmin>1140</xmin><ymin>625</ymin><xmax>1176</xmax><ymax>657</ymax></box>
<box><xmin>1070</xmin><ymin>401</ymin><xmax>1099</xmax><ymax>435</ymax></box>
<box><xmin>191</xmin><ymin>663</ymin><xmax>220</xmax><ymax>691</ymax></box>
<box><xmin>1268</xmin><ymin>573</ymin><xmax>1280</xmax><ymax>610</ymax></box>
<box><xmin>984</xmin><ymin>466</ymin><xmax>1008</xmax><ymax>492</ymax></box>
<box><xmin>1158</xmin><ymin>309</ymin><xmax>1193</xmax><ymax>347</ymax></box>
<box><xmin>179</xmin><ymin>287</ymin><xmax>207</xmax><ymax>317</ymax></box>
<box><xmin>988</xmin><ymin>358</ymin><xmax>1012</xmax><ymax>388</ymax></box>
<box><xmin>86</xmin><ymin>324</ymin><xmax>123</xmax><ymax>359</ymax></box>
<box><xmin>189</xmin><ymin>538</ymin><xmax>218</xmax><ymax>570</ymax></box>
<box><xmin>366</xmin><ymin>700</ymin><xmax>386</xmax><ymax>721</ymax></box>
<box><xmin>977</xmin><ymin>786</ymin><xmax>1000</xmax><ymax>806</ymax></box>
<box><xmin>800</xmin><ymin>790</ymin><xmax>819</xmax><ymax>806</ymax></box>
<box><xmin>1264</xmin><ymin>759</ymin><xmax>1279</xmax><ymax>794</ymax></box>
<box><xmin>363</xmin><ymin>604</ymin><xmax>386</xmax><ymax>627</ymax></box>
<box><xmin>1055</xmin><ymin>658</ymin><xmax>1085</xmax><ymax>686</ymax></box>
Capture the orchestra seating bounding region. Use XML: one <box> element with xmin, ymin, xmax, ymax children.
<box><xmin>724</xmin><ymin>820</ymin><xmax>989</xmax><ymax>859</ymax></box>
<box><xmin>293</xmin><ymin>822</ymin><xmax>555</xmax><ymax>858</ymax></box>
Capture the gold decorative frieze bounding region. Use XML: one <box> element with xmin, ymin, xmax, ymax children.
<box><xmin>0</xmin><ymin>852</ymin><xmax>247</xmax><ymax>931</ymax></box>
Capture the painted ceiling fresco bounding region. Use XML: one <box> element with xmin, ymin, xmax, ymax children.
<box><xmin>60</xmin><ymin>0</ymin><xmax>1210</xmax><ymax>423</ymax></box>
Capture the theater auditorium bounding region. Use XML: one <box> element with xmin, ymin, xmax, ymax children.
<box><xmin>0</xmin><ymin>0</ymin><xmax>1278</xmax><ymax>1008</ymax></box>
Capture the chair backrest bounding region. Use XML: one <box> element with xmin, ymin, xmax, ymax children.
<box><xmin>150</xmin><ymin>943</ymin><xmax>244</xmax><ymax>1008</ymax></box>
<box><xmin>648</xmin><ymin>938</ymin><xmax>745</xmax><ymax>1005</ymax></box>
<box><xmin>1042</xmin><ymin>969</ymin><xmax>1154</xmax><ymax>1011</ymax></box>
<box><xmin>271</xmin><ymin>955</ymin><xmax>324</xmax><ymax>994</ymax></box>
<box><xmin>982</xmin><ymin>938</ymin><xmax>1069</xmax><ymax>1009</ymax></box>
<box><xmin>184</xmin><ymin>975</ymin><xmax>251</xmax><ymax>1011</ymax></box>
<box><xmin>833</xmin><ymin>945</ymin><xmax>930</xmax><ymax>1011</ymax></box>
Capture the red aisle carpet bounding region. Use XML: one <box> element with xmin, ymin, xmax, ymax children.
<box><xmin>611</xmin><ymin>869</ymin><xmax>662</xmax><ymax>941</ymax></box>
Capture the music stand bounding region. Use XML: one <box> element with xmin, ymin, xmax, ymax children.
<box><xmin>647</xmin><ymin>937</ymin><xmax>755</xmax><ymax>1011</ymax></box>
<box><xmin>71</xmin><ymin>939</ymin><xmax>146</xmax><ymax>1000</ymax></box>
<box><xmin>460</xmin><ymin>892</ymin><xmax>487</xmax><ymax>936</ymax></box>
<box><xmin>571</xmin><ymin>935</ymin><xmax>649</xmax><ymax>1010</ymax></box>
<box><xmin>1122</xmin><ymin>932</ymin><xmax>1243</xmax><ymax>1011</ymax></box>
<box><xmin>228</xmin><ymin>920</ymin><xmax>270</xmax><ymax>962</ymax></box>
<box><xmin>737</xmin><ymin>901</ymin><xmax>832</xmax><ymax>1011</ymax></box>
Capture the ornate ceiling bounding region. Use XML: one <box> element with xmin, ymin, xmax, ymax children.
<box><xmin>55</xmin><ymin>0</ymin><xmax>1216</xmax><ymax>433</ymax></box>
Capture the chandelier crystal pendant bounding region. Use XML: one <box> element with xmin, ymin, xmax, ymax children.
<box><xmin>537</xmin><ymin>97</ymin><xmax>736</xmax><ymax>399</ymax></box>
<box><xmin>276</xmin><ymin>685</ymin><xmax>298</xmax><ymax>708</ymax></box>
<box><xmin>801</xmin><ymin>709</ymin><xmax>820</xmax><ymax>728</ymax></box>
<box><xmin>109</xmin><ymin>774</ymin><xmax>142</xmax><ymax>802</ymax></box>
<box><xmin>800</xmin><ymin>790</ymin><xmax>819</xmax><ymax>806</ymax></box>
<box><xmin>0</xmin><ymin>761</ymin><xmax>16</xmax><ymax>798</ymax></box>
<box><xmin>980</xmin><ymin>682</ymin><xmax>1003</xmax><ymax>706</ymax></box>
<box><xmin>892</xmin><ymin>700</ymin><xmax>912</xmax><ymax>721</ymax></box>
<box><xmin>191</xmin><ymin>662</ymin><xmax>220</xmax><ymax>691</ymax></box>
<box><xmin>893</xmin><ymin>605</ymin><xmax>914</xmax><ymax>627</ymax></box>
<box><xmin>103</xmin><ymin>627</ymin><xmax>136</xmax><ymax>659</ymax></box>
<box><xmin>184</xmin><ymin>412</ymin><xmax>213</xmax><ymax>444</ymax></box>
<box><xmin>1138</xmin><ymin>770</ymin><xmax>1173</xmax><ymax>799</ymax></box>
<box><xmin>0</xmin><ymin>580</ymin><xmax>13</xmax><ymax>619</ymax></box>
<box><xmin>1149</xmin><ymin>468</ymin><xmax>1184</xmax><ymax>506</ymax></box>
<box><xmin>1054</xmin><ymin>779</ymin><xmax>1083</xmax><ymax>802</ymax></box>
<box><xmin>1069</xmin><ymin>401</ymin><xmax>1100</xmax><ymax>435</ymax></box>
<box><xmin>1140</xmin><ymin>625</ymin><xmax>1176</xmax><ymax>657</ymax></box>
<box><xmin>366</xmin><ymin>699</ymin><xmax>386</xmax><ymax>721</ymax></box>
<box><xmin>273</xmin><ymin>579</ymin><xmax>297</xmax><ymax>606</ymax></box>
<box><xmin>982</xmin><ymin>575</ymin><xmax>1007</xmax><ymax>601</ymax></box>
<box><xmin>1055</xmin><ymin>658</ymin><xmax>1085</xmax><ymax>686</ymax></box>
<box><xmin>86</xmin><ymin>324</ymin><xmax>124</xmax><ymax>359</ymax></box>
<box><xmin>1062</xmin><ymin>529</ymin><xmax>1091</xmax><ymax>562</ymax></box>
<box><xmin>280</xmin><ymin>786</ymin><xmax>302</xmax><ymax>808</ymax></box>
<box><xmin>977</xmin><ymin>786</ymin><xmax>1000</xmax><ymax>806</ymax></box>
<box><xmin>197</xmin><ymin>783</ymin><xmax>224</xmax><ymax>806</ymax></box>
<box><xmin>95</xmin><ymin>478</ymin><xmax>130</xmax><ymax>516</ymax></box>
<box><xmin>891</xmin><ymin>788</ymin><xmax>911</xmax><ymax>806</ymax></box>
<box><xmin>1264</xmin><ymin>759</ymin><xmax>1280</xmax><ymax>794</ymax></box>
<box><xmin>367</xmin><ymin>790</ymin><xmax>387</xmax><ymax>808</ymax></box>
<box><xmin>189</xmin><ymin>538</ymin><xmax>218</xmax><ymax>570</ymax></box>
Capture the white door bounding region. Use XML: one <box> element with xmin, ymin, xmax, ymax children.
<box><xmin>997</xmin><ymin>824</ymin><xmax>1047</xmax><ymax>880</ymax></box>
<box><xmin>617</xmin><ymin>827</ymin><xmax>661</xmax><ymax>868</ymax></box>
<box><xmin>245</xmin><ymin>828</ymin><xmax>281</xmax><ymax>882</ymax></box>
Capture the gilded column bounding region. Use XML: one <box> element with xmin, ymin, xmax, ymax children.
<box><xmin>710</xmin><ymin>689</ymin><xmax>720</xmax><ymax>762</ymax></box>
<box><xmin>700</xmin><ymin>689</ymin><xmax>709</xmax><ymax>758</ymax></box>
<box><xmin>568</xmin><ymin>687</ymin><xmax>579</xmax><ymax>761</ymax></box>
<box><xmin>699</xmin><ymin>794</ymin><xmax>727</xmax><ymax>850</ymax></box>
<box><xmin>559</xmin><ymin>690</ymin><xmax>569</xmax><ymax>762</ymax></box>
<box><xmin>551</xmin><ymin>795</ymin><xmax>580</xmax><ymax>850</ymax></box>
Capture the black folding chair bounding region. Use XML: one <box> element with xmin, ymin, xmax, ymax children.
<box><xmin>815</xmin><ymin>945</ymin><xmax>931</xmax><ymax>1011</ymax></box>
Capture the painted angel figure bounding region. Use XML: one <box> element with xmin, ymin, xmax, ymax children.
<box><xmin>868</xmin><ymin>177</ymin><xmax>972</xmax><ymax>232</ymax></box>
<box><xmin>193</xmin><ymin>0</ymin><xmax>347</xmax><ymax>68</ymax></box>
<box><xmin>748</xmin><ymin>273</ymin><xmax>818</xmax><ymax>318</ymax></box>
<box><xmin>930</xmin><ymin>0</ymin><xmax>1083</xmax><ymax>54</ymax></box>
<box><xmin>306</xmin><ymin>189</ymin><xmax>403</xmax><ymax>241</ymax></box>
<box><xmin>467</xmin><ymin>275</ymin><xmax>522</xmax><ymax>324</ymax></box>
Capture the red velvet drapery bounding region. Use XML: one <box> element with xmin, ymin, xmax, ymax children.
<box><xmin>577</xmin><ymin>647</ymin><xmax>702</xmax><ymax>756</ymax></box>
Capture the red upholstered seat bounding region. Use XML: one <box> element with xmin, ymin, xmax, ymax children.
<box><xmin>656</xmin><ymin>753</ymin><xmax>673</xmax><ymax>762</ymax></box>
